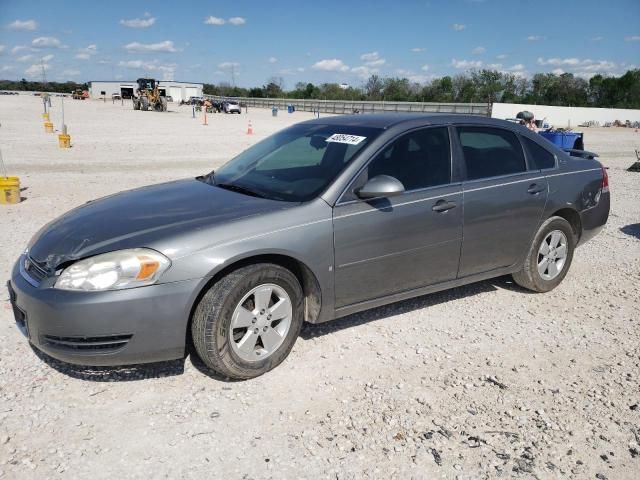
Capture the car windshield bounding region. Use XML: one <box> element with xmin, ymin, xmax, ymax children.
<box><xmin>212</xmin><ymin>124</ymin><xmax>382</xmax><ymax>202</ymax></box>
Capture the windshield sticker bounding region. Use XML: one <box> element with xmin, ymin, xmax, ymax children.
<box><xmin>326</xmin><ymin>134</ymin><xmax>367</xmax><ymax>145</ymax></box>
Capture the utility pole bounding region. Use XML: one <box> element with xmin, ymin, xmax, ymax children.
<box><xmin>40</xmin><ymin>58</ymin><xmax>47</xmax><ymax>86</ymax></box>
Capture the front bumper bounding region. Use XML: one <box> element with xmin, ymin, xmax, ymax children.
<box><xmin>9</xmin><ymin>256</ymin><xmax>202</xmax><ymax>366</ymax></box>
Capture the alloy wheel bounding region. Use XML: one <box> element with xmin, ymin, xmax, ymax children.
<box><xmin>537</xmin><ymin>230</ymin><xmax>568</xmax><ymax>280</ymax></box>
<box><xmin>229</xmin><ymin>283</ymin><xmax>292</xmax><ymax>362</ymax></box>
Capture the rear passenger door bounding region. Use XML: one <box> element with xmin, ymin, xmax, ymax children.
<box><xmin>456</xmin><ymin>126</ymin><xmax>548</xmax><ymax>277</ymax></box>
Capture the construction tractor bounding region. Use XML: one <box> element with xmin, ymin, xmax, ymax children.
<box><xmin>72</xmin><ymin>89</ymin><xmax>88</xmax><ymax>100</ymax></box>
<box><xmin>132</xmin><ymin>78</ymin><xmax>167</xmax><ymax>112</ymax></box>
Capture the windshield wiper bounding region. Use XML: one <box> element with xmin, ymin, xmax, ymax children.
<box><xmin>216</xmin><ymin>183</ymin><xmax>267</xmax><ymax>199</ymax></box>
<box><xmin>196</xmin><ymin>170</ymin><xmax>215</xmax><ymax>185</ymax></box>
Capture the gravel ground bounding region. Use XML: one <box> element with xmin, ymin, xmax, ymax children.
<box><xmin>0</xmin><ymin>96</ymin><xmax>639</xmax><ymax>479</ymax></box>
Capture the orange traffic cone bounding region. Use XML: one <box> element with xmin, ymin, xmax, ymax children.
<box><xmin>247</xmin><ymin>120</ymin><xmax>253</xmax><ymax>135</ymax></box>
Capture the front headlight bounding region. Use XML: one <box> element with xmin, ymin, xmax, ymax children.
<box><xmin>54</xmin><ymin>248</ymin><xmax>171</xmax><ymax>291</ymax></box>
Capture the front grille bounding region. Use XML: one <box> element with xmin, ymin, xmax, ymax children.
<box><xmin>42</xmin><ymin>334</ymin><xmax>133</xmax><ymax>352</ymax></box>
<box><xmin>24</xmin><ymin>256</ymin><xmax>49</xmax><ymax>283</ymax></box>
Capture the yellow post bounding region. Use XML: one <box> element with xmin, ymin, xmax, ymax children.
<box><xmin>58</xmin><ymin>134</ymin><xmax>71</xmax><ymax>148</ymax></box>
<box><xmin>44</xmin><ymin>122</ymin><xmax>54</xmax><ymax>133</ymax></box>
<box><xmin>42</xmin><ymin>112</ymin><xmax>50</xmax><ymax>121</ymax></box>
<box><xmin>0</xmin><ymin>177</ymin><xmax>21</xmax><ymax>204</ymax></box>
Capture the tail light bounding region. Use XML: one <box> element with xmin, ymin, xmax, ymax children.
<box><xmin>601</xmin><ymin>166</ymin><xmax>609</xmax><ymax>193</ymax></box>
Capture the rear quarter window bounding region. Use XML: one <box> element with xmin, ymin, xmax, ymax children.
<box><xmin>521</xmin><ymin>136</ymin><xmax>557</xmax><ymax>170</ymax></box>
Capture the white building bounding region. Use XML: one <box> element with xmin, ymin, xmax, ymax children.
<box><xmin>88</xmin><ymin>80</ymin><xmax>203</xmax><ymax>103</ymax></box>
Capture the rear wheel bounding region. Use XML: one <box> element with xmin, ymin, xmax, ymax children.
<box><xmin>513</xmin><ymin>216</ymin><xmax>575</xmax><ymax>292</ymax></box>
<box><xmin>140</xmin><ymin>96</ymin><xmax>149</xmax><ymax>111</ymax></box>
<box><xmin>133</xmin><ymin>99</ymin><xmax>140</xmax><ymax>110</ymax></box>
<box><xmin>191</xmin><ymin>264</ymin><xmax>303</xmax><ymax>379</ymax></box>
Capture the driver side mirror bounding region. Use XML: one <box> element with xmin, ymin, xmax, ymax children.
<box><xmin>356</xmin><ymin>175</ymin><xmax>405</xmax><ymax>199</ymax></box>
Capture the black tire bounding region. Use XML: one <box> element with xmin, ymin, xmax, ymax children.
<box><xmin>141</xmin><ymin>96</ymin><xmax>149</xmax><ymax>111</ymax></box>
<box><xmin>512</xmin><ymin>216</ymin><xmax>575</xmax><ymax>292</ymax></box>
<box><xmin>161</xmin><ymin>97</ymin><xmax>168</xmax><ymax>112</ymax></box>
<box><xmin>133</xmin><ymin>99</ymin><xmax>140</xmax><ymax>110</ymax></box>
<box><xmin>191</xmin><ymin>264</ymin><xmax>304</xmax><ymax>379</ymax></box>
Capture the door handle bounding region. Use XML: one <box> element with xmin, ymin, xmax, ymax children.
<box><xmin>432</xmin><ymin>199</ymin><xmax>457</xmax><ymax>212</ymax></box>
<box><xmin>527</xmin><ymin>183</ymin><xmax>546</xmax><ymax>195</ymax></box>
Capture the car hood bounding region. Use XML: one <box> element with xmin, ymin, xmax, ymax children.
<box><xmin>28</xmin><ymin>179</ymin><xmax>293</xmax><ymax>270</ymax></box>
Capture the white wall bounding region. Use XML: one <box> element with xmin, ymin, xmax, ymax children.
<box><xmin>88</xmin><ymin>81</ymin><xmax>202</xmax><ymax>101</ymax></box>
<box><xmin>492</xmin><ymin>102</ymin><xmax>640</xmax><ymax>128</ymax></box>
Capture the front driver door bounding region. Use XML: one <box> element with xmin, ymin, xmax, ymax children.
<box><xmin>333</xmin><ymin>127</ymin><xmax>463</xmax><ymax>308</ymax></box>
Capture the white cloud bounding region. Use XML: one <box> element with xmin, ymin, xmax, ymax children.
<box><xmin>41</xmin><ymin>54</ymin><xmax>54</xmax><ymax>62</ymax></box>
<box><xmin>351</xmin><ymin>66</ymin><xmax>378</xmax><ymax>79</ymax></box>
<box><xmin>268</xmin><ymin>57</ymin><xmax>277</xmax><ymax>63</ymax></box>
<box><xmin>62</xmin><ymin>69</ymin><xmax>81</xmax><ymax>77</ymax></box>
<box><xmin>592</xmin><ymin>36</ymin><xmax>604</xmax><ymax>41</ymax></box>
<box><xmin>297</xmin><ymin>67</ymin><xmax>305</xmax><ymax>72</ymax></box>
<box><xmin>218</xmin><ymin>61</ymin><xmax>240</xmax><ymax>70</ymax></box>
<box><xmin>16</xmin><ymin>54</ymin><xmax>33</xmax><ymax>62</ymax></box>
<box><xmin>552</xmin><ymin>68</ymin><xmax>564</xmax><ymax>75</ymax></box>
<box><xmin>360</xmin><ymin>51</ymin><xmax>379</xmax><ymax>62</ymax></box>
<box><xmin>119</xmin><ymin>16</ymin><xmax>156</xmax><ymax>28</ymax></box>
<box><xmin>8</xmin><ymin>19</ymin><xmax>37</xmax><ymax>31</ymax></box>
<box><xmin>395</xmin><ymin>69</ymin><xmax>432</xmax><ymax>83</ymax></box>
<box><xmin>312</xmin><ymin>58</ymin><xmax>349</xmax><ymax>72</ymax></box>
<box><xmin>360</xmin><ymin>51</ymin><xmax>386</xmax><ymax>67</ymax></box>
<box><xmin>124</xmin><ymin>40</ymin><xmax>179</xmax><ymax>53</ymax></box>
<box><xmin>118</xmin><ymin>59</ymin><xmax>176</xmax><ymax>80</ymax></box>
<box><xmin>407</xmin><ymin>74</ymin><xmax>432</xmax><ymax>83</ymax></box>
<box><xmin>527</xmin><ymin>35</ymin><xmax>545</xmax><ymax>41</ymax></box>
<box><xmin>25</xmin><ymin>62</ymin><xmax>50</xmax><ymax>77</ymax></box>
<box><xmin>625</xmin><ymin>35</ymin><xmax>640</xmax><ymax>42</ymax></box>
<box><xmin>509</xmin><ymin>64</ymin><xmax>525</xmax><ymax>71</ymax></box>
<box><xmin>32</xmin><ymin>37</ymin><xmax>64</xmax><ymax>48</ymax></box>
<box><xmin>537</xmin><ymin>57</ymin><xmax>620</xmax><ymax>78</ymax></box>
<box><xmin>204</xmin><ymin>16</ymin><xmax>225</xmax><ymax>25</ymax></box>
<box><xmin>421</xmin><ymin>64</ymin><xmax>430</xmax><ymax>71</ymax></box>
<box><xmin>0</xmin><ymin>45</ymin><xmax>5</xmax><ymax>54</ymax></box>
<box><xmin>11</xmin><ymin>45</ymin><xmax>33</xmax><ymax>54</ymax></box>
<box><xmin>496</xmin><ymin>54</ymin><xmax>508</xmax><ymax>60</ymax></box>
<box><xmin>75</xmin><ymin>44</ymin><xmax>97</xmax><ymax>60</ymax></box>
<box><xmin>452</xmin><ymin>24</ymin><xmax>466</xmax><ymax>31</ymax></box>
<box><xmin>228</xmin><ymin>17</ymin><xmax>246</xmax><ymax>26</ymax></box>
<box><xmin>1</xmin><ymin>66</ymin><xmax>14</xmax><ymax>73</ymax></box>
<box><xmin>537</xmin><ymin>57</ymin><xmax>580</xmax><ymax>66</ymax></box>
<box><xmin>411</xmin><ymin>47</ymin><xmax>425</xmax><ymax>52</ymax></box>
<box><xmin>472</xmin><ymin>46</ymin><xmax>486</xmax><ymax>55</ymax></box>
<box><xmin>486</xmin><ymin>63</ymin><xmax>503</xmax><ymax>70</ymax></box>
<box><xmin>450</xmin><ymin>58</ymin><xmax>482</xmax><ymax>69</ymax></box>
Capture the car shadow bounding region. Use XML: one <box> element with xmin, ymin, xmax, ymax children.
<box><xmin>301</xmin><ymin>275</ymin><xmax>524</xmax><ymax>340</ymax></box>
<box><xmin>620</xmin><ymin>223</ymin><xmax>640</xmax><ymax>240</ymax></box>
<box><xmin>31</xmin><ymin>345</ymin><xmax>186</xmax><ymax>382</ymax></box>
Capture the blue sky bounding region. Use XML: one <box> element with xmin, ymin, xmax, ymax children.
<box><xmin>1</xmin><ymin>0</ymin><xmax>638</xmax><ymax>87</ymax></box>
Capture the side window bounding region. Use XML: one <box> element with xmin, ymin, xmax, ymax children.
<box><xmin>347</xmin><ymin>127</ymin><xmax>451</xmax><ymax>199</ymax></box>
<box><xmin>458</xmin><ymin>127</ymin><xmax>526</xmax><ymax>180</ymax></box>
<box><xmin>521</xmin><ymin>136</ymin><xmax>556</xmax><ymax>170</ymax></box>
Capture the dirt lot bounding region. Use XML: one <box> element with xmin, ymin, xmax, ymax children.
<box><xmin>0</xmin><ymin>95</ymin><xmax>639</xmax><ymax>479</ymax></box>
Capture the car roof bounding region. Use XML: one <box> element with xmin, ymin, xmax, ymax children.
<box><xmin>299</xmin><ymin>113</ymin><xmax>516</xmax><ymax>130</ymax></box>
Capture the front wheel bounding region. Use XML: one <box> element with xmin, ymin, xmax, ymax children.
<box><xmin>512</xmin><ymin>216</ymin><xmax>575</xmax><ymax>292</ymax></box>
<box><xmin>191</xmin><ymin>264</ymin><xmax>303</xmax><ymax>379</ymax></box>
